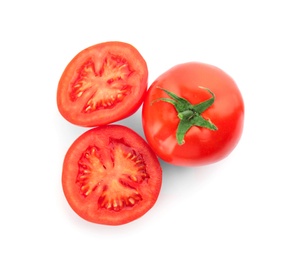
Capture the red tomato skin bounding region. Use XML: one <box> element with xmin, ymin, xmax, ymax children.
<box><xmin>57</xmin><ymin>41</ymin><xmax>148</xmax><ymax>127</ymax></box>
<box><xmin>142</xmin><ymin>62</ymin><xmax>244</xmax><ymax>166</ymax></box>
<box><xmin>62</xmin><ymin>125</ymin><xmax>162</xmax><ymax>225</ymax></box>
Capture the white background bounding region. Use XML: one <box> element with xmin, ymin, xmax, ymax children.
<box><xmin>1</xmin><ymin>0</ymin><xmax>301</xmax><ymax>259</ymax></box>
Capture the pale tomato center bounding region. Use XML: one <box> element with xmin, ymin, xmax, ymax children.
<box><xmin>76</xmin><ymin>138</ymin><xmax>149</xmax><ymax>211</ymax></box>
<box><xmin>70</xmin><ymin>54</ymin><xmax>133</xmax><ymax>113</ymax></box>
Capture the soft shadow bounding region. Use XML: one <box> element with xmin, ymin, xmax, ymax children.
<box><xmin>116</xmin><ymin>106</ymin><xmax>144</xmax><ymax>137</ymax></box>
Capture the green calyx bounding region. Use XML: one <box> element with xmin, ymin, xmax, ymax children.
<box><xmin>153</xmin><ymin>86</ymin><xmax>218</xmax><ymax>145</ymax></box>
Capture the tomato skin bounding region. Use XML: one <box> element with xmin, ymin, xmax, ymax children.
<box><xmin>142</xmin><ymin>62</ymin><xmax>244</xmax><ymax>166</ymax></box>
<box><xmin>62</xmin><ymin>125</ymin><xmax>162</xmax><ymax>225</ymax></box>
<box><xmin>57</xmin><ymin>41</ymin><xmax>148</xmax><ymax>127</ymax></box>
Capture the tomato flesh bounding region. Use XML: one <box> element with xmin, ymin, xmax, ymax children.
<box><xmin>78</xmin><ymin>139</ymin><xmax>148</xmax><ymax>210</ymax></box>
<box><xmin>57</xmin><ymin>42</ymin><xmax>148</xmax><ymax>127</ymax></box>
<box><xmin>62</xmin><ymin>125</ymin><xmax>162</xmax><ymax>225</ymax></box>
<box><xmin>70</xmin><ymin>55</ymin><xmax>133</xmax><ymax>112</ymax></box>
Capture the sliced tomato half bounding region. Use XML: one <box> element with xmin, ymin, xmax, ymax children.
<box><xmin>62</xmin><ymin>125</ymin><xmax>162</xmax><ymax>225</ymax></box>
<box><xmin>57</xmin><ymin>41</ymin><xmax>148</xmax><ymax>127</ymax></box>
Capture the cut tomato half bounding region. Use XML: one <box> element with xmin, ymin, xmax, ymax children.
<box><xmin>62</xmin><ymin>125</ymin><xmax>162</xmax><ymax>225</ymax></box>
<box><xmin>57</xmin><ymin>41</ymin><xmax>148</xmax><ymax>127</ymax></box>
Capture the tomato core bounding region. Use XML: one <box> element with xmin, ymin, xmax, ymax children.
<box><xmin>70</xmin><ymin>54</ymin><xmax>133</xmax><ymax>113</ymax></box>
<box><xmin>76</xmin><ymin>138</ymin><xmax>149</xmax><ymax>212</ymax></box>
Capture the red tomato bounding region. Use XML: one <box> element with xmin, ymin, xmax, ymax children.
<box><xmin>62</xmin><ymin>125</ymin><xmax>162</xmax><ymax>225</ymax></box>
<box><xmin>57</xmin><ymin>41</ymin><xmax>148</xmax><ymax>127</ymax></box>
<box><xmin>142</xmin><ymin>62</ymin><xmax>244</xmax><ymax>166</ymax></box>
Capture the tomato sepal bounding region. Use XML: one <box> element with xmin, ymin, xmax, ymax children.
<box><xmin>152</xmin><ymin>87</ymin><xmax>218</xmax><ymax>145</ymax></box>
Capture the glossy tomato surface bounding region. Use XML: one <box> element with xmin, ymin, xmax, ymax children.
<box><xmin>57</xmin><ymin>41</ymin><xmax>148</xmax><ymax>127</ymax></box>
<box><xmin>142</xmin><ymin>62</ymin><xmax>244</xmax><ymax>166</ymax></box>
<box><xmin>62</xmin><ymin>125</ymin><xmax>162</xmax><ymax>225</ymax></box>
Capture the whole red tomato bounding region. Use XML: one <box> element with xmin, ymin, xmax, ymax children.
<box><xmin>142</xmin><ymin>62</ymin><xmax>244</xmax><ymax>166</ymax></box>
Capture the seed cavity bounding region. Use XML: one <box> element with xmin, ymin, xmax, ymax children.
<box><xmin>76</xmin><ymin>138</ymin><xmax>149</xmax><ymax>211</ymax></box>
<box><xmin>69</xmin><ymin>54</ymin><xmax>134</xmax><ymax>113</ymax></box>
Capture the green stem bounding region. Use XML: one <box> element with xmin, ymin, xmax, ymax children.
<box><xmin>178</xmin><ymin>110</ymin><xmax>194</xmax><ymax>120</ymax></box>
